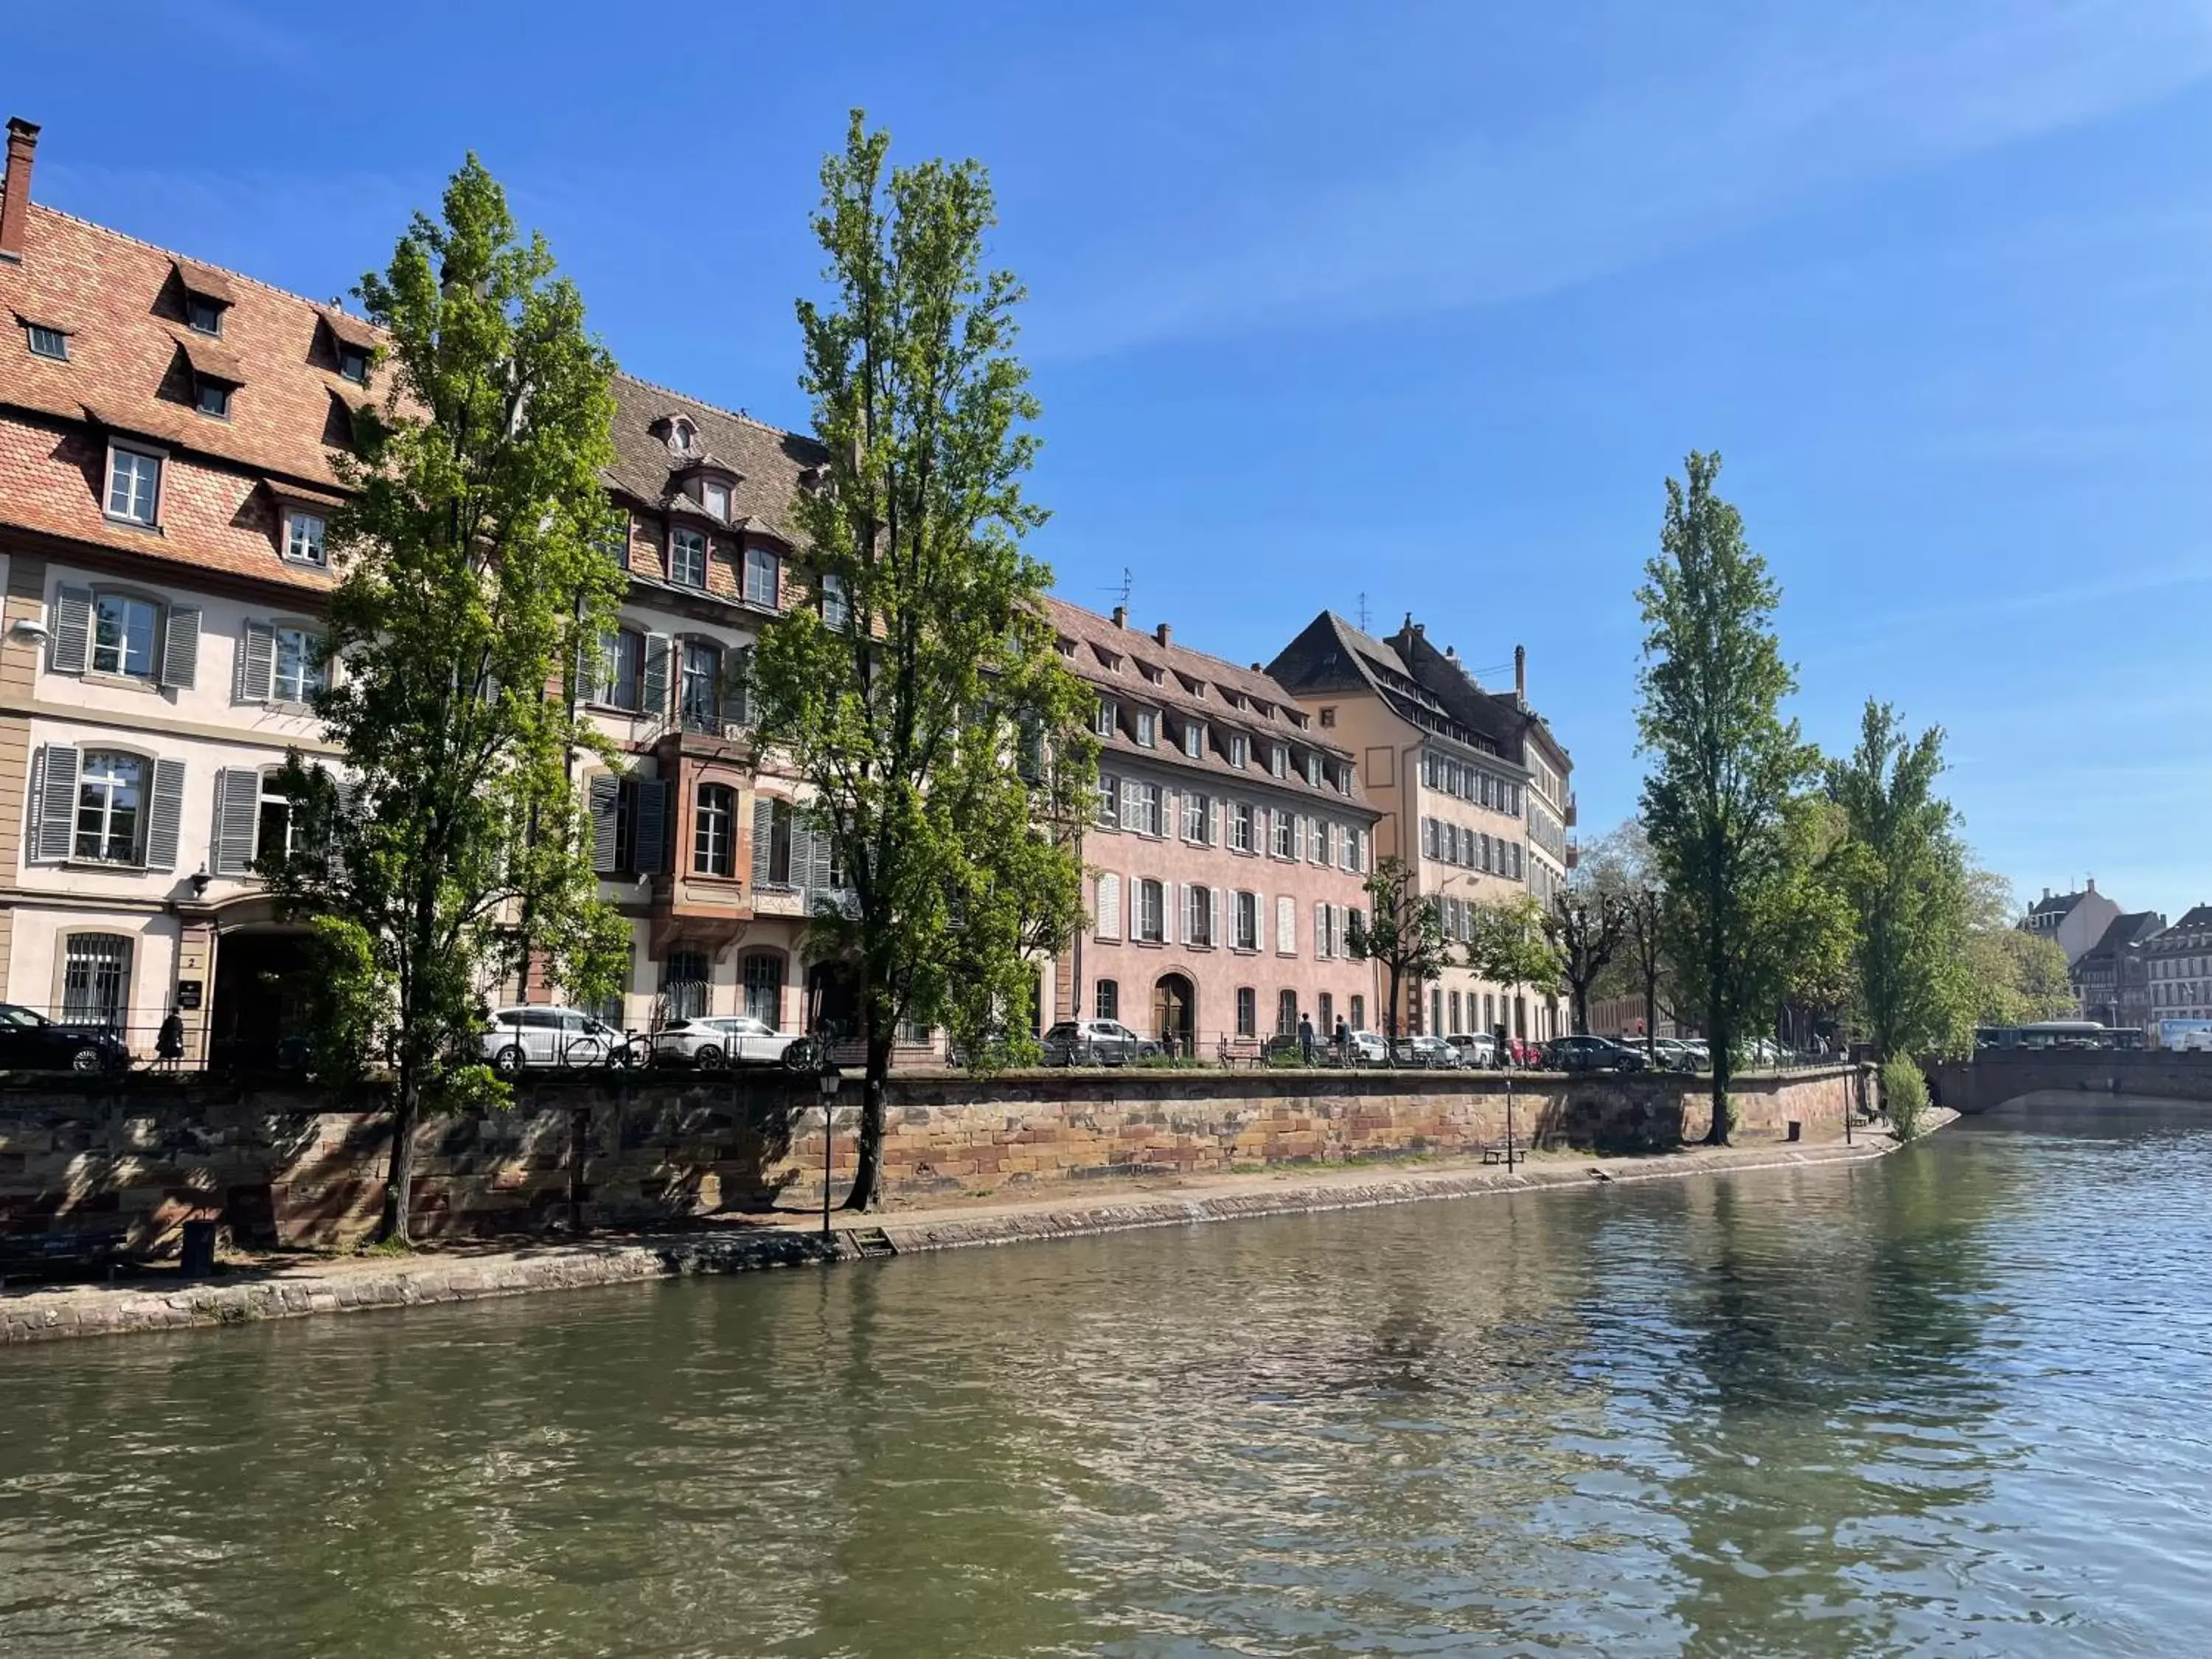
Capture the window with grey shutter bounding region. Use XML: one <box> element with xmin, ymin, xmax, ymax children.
<box><xmin>588</xmin><ymin>775</ymin><xmax>621</xmax><ymax>874</ymax></box>
<box><xmin>159</xmin><ymin>606</ymin><xmax>201</xmax><ymax>690</ymax></box>
<box><xmin>641</xmin><ymin>634</ymin><xmax>669</xmax><ymax>718</ymax></box>
<box><xmin>36</xmin><ymin>745</ymin><xmax>79</xmax><ymax>860</ymax></box>
<box><xmin>238</xmin><ymin>622</ymin><xmax>276</xmax><ymax>702</ymax></box>
<box><xmin>632</xmin><ymin>778</ymin><xmax>669</xmax><ymax>874</ymax></box>
<box><xmin>49</xmin><ymin>586</ymin><xmax>92</xmax><ymax>675</ymax></box>
<box><xmin>805</xmin><ymin>823</ymin><xmax>832</xmax><ymax>897</ymax></box>
<box><xmin>145</xmin><ymin>758</ymin><xmax>187</xmax><ymax>871</ymax></box>
<box><xmin>722</xmin><ymin>645</ymin><xmax>751</xmax><ymax>728</ymax></box>
<box><xmin>752</xmin><ymin>796</ymin><xmax>774</xmax><ymax>888</ymax></box>
<box><xmin>212</xmin><ymin>768</ymin><xmax>260</xmax><ymax>875</ymax></box>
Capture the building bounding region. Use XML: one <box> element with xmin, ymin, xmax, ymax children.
<box><xmin>2146</xmin><ymin>905</ymin><xmax>2212</xmax><ymax>1034</ymax></box>
<box><xmin>2069</xmin><ymin>911</ymin><xmax>2163</xmax><ymax>1031</ymax></box>
<box><xmin>2021</xmin><ymin>880</ymin><xmax>2121</xmax><ymax>967</ymax></box>
<box><xmin>1050</xmin><ymin>601</ymin><xmax>1381</xmax><ymax>1052</ymax></box>
<box><xmin>1267</xmin><ymin>611</ymin><xmax>1571</xmax><ymax>1042</ymax></box>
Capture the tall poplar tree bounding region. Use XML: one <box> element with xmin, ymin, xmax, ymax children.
<box><xmin>750</xmin><ymin>114</ymin><xmax>1093</xmax><ymax>1208</ymax></box>
<box><xmin>1636</xmin><ymin>452</ymin><xmax>1818</xmax><ymax>1144</ymax></box>
<box><xmin>1827</xmin><ymin>700</ymin><xmax>1972</xmax><ymax>1060</ymax></box>
<box><xmin>267</xmin><ymin>157</ymin><xmax>630</xmax><ymax>1243</ymax></box>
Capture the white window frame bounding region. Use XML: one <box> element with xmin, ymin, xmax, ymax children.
<box><xmin>1235</xmin><ymin>891</ymin><xmax>1259</xmax><ymax>951</ymax></box>
<box><xmin>1229</xmin><ymin>733</ymin><xmax>1248</xmax><ymax>768</ymax></box>
<box><xmin>283</xmin><ymin>509</ymin><xmax>328</xmax><ymax>567</ymax></box>
<box><xmin>1183</xmin><ymin>721</ymin><xmax>1206</xmax><ymax>759</ymax></box>
<box><xmin>671</xmin><ymin>527</ymin><xmax>708</xmax><ymax>588</ymax></box>
<box><xmin>1138</xmin><ymin>879</ymin><xmax>1166</xmax><ymax>943</ymax></box>
<box><xmin>1181</xmin><ymin>792</ymin><xmax>1208</xmax><ymax>844</ymax></box>
<box><xmin>271</xmin><ymin>625</ymin><xmax>327</xmax><ymax>703</ymax></box>
<box><xmin>90</xmin><ymin>591</ymin><xmax>162</xmax><ymax>681</ymax></box>
<box><xmin>1094</xmin><ymin>698</ymin><xmax>1118</xmax><ymax>739</ymax></box>
<box><xmin>27</xmin><ymin>322</ymin><xmax>69</xmax><ymax>360</ymax></box>
<box><xmin>702</xmin><ymin>479</ymin><xmax>731</xmax><ymax>519</ymax></box>
<box><xmin>74</xmin><ymin>750</ymin><xmax>150</xmax><ymax>865</ymax></box>
<box><xmin>821</xmin><ymin>571</ymin><xmax>850</xmax><ymax>630</ymax></box>
<box><xmin>1135</xmin><ymin>709</ymin><xmax>1157</xmax><ymax>748</ymax></box>
<box><xmin>1270</xmin><ymin>743</ymin><xmax>1287</xmax><ymax>778</ymax></box>
<box><xmin>105</xmin><ymin>444</ymin><xmax>163</xmax><ymax>528</ymax></box>
<box><xmin>744</xmin><ymin>544</ymin><xmax>780</xmax><ymax>608</ymax></box>
<box><xmin>1229</xmin><ymin>801</ymin><xmax>1253</xmax><ymax>853</ymax></box>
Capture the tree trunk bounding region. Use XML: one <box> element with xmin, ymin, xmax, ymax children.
<box><xmin>1643</xmin><ymin>976</ymin><xmax>1658</xmax><ymax>1060</ymax></box>
<box><xmin>1386</xmin><ymin>966</ymin><xmax>1402</xmax><ymax>1039</ymax></box>
<box><xmin>380</xmin><ymin>1065</ymin><xmax>420</xmax><ymax>1244</ymax></box>
<box><xmin>1705</xmin><ymin>1034</ymin><xmax>1731</xmax><ymax>1146</ymax></box>
<box><xmin>1572</xmin><ymin>983</ymin><xmax>1590</xmax><ymax>1035</ymax></box>
<box><xmin>843</xmin><ymin>1024</ymin><xmax>894</xmax><ymax>1211</ymax></box>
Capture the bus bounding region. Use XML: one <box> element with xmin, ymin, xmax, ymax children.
<box><xmin>1975</xmin><ymin>1021</ymin><xmax>2144</xmax><ymax>1052</ymax></box>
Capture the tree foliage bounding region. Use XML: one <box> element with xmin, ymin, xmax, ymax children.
<box><xmin>1826</xmin><ymin>699</ymin><xmax>1974</xmax><ymax>1060</ymax></box>
<box><xmin>1635</xmin><ymin>452</ymin><xmax>1819</xmax><ymax>1142</ymax></box>
<box><xmin>751</xmin><ymin>113</ymin><xmax>1093</xmax><ymax>1208</ymax></box>
<box><xmin>1960</xmin><ymin>873</ymin><xmax>2076</xmax><ymax>1026</ymax></box>
<box><xmin>267</xmin><ymin>156</ymin><xmax>629</xmax><ymax>1242</ymax></box>
<box><xmin>1544</xmin><ymin>884</ymin><xmax>1623</xmax><ymax>1035</ymax></box>
<box><xmin>1347</xmin><ymin>855</ymin><xmax>1450</xmax><ymax>1037</ymax></box>
<box><xmin>1465</xmin><ymin>896</ymin><xmax>1565</xmax><ymax>1037</ymax></box>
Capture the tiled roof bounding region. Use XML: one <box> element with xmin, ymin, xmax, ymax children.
<box><xmin>2028</xmin><ymin>889</ymin><xmax>2086</xmax><ymax>917</ymax></box>
<box><xmin>605</xmin><ymin>374</ymin><xmax>826</xmax><ymax>546</ymax></box>
<box><xmin>2079</xmin><ymin>911</ymin><xmax>2165</xmax><ymax>961</ymax></box>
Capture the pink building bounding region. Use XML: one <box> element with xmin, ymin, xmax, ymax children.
<box><xmin>1047</xmin><ymin>599</ymin><xmax>1381</xmax><ymax>1054</ymax></box>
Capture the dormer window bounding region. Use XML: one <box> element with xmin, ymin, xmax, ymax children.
<box><xmin>1270</xmin><ymin>744</ymin><xmax>1288</xmax><ymax>779</ymax></box>
<box><xmin>1093</xmin><ymin>698</ymin><xmax>1117</xmax><ymax>739</ymax></box>
<box><xmin>187</xmin><ymin>296</ymin><xmax>224</xmax><ymax>336</ymax></box>
<box><xmin>668</xmin><ymin>418</ymin><xmax>697</xmax><ymax>456</ymax></box>
<box><xmin>25</xmin><ymin>321</ymin><xmax>69</xmax><ymax>361</ymax></box>
<box><xmin>195</xmin><ymin>378</ymin><xmax>233</xmax><ymax>419</ymax></box>
<box><xmin>284</xmin><ymin>509</ymin><xmax>327</xmax><ymax>567</ymax></box>
<box><xmin>671</xmin><ymin>527</ymin><xmax>707</xmax><ymax>588</ymax></box>
<box><xmin>1304</xmin><ymin>754</ymin><xmax>1322</xmax><ymax>787</ymax></box>
<box><xmin>1135</xmin><ymin>710</ymin><xmax>1158</xmax><ymax>748</ymax></box>
<box><xmin>1229</xmin><ymin>733</ymin><xmax>1249</xmax><ymax>769</ymax></box>
<box><xmin>337</xmin><ymin>344</ymin><xmax>369</xmax><ymax>384</ymax></box>
<box><xmin>1183</xmin><ymin>720</ymin><xmax>1206</xmax><ymax>759</ymax></box>
<box><xmin>1139</xmin><ymin>662</ymin><xmax>1164</xmax><ymax>685</ymax></box>
<box><xmin>702</xmin><ymin>479</ymin><xmax>730</xmax><ymax>519</ymax></box>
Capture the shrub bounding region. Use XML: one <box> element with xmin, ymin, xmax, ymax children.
<box><xmin>1881</xmin><ymin>1055</ymin><xmax>1929</xmax><ymax>1141</ymax></box>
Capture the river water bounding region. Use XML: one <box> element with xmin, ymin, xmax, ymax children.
<box><xmin>4</xmin><ymin>1099</ymin><xmax>2211</xmax><ymax>1657</ymax></box>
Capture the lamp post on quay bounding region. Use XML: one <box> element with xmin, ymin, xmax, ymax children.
<box><xmin>817</xmin><ymin>1050</ymin><xmax>843</xmax><ymax>1242</ymax></box>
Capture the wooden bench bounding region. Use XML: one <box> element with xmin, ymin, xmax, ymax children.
<box><xmin>1216</xmin><ymin>1036</ymin><xmax>1265</xmax><ymax>1070</ymax></box>
<box><xmin>0</xmin><ymin>1227</ymin><xmax>130</xmax><ymax>1287</ymax></box>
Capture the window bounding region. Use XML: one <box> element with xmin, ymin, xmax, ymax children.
<box><xmin>1305</xmin><ymin>754</ymin><xmax>1322</xmax><ymax>787</ymax></box>
<box><xmin>1183</xmin><ymin>721</ymin><xmax>1206</xmax><ymax>758</ymax></box>
<box><xmin>742</xmin><ymin>953</ymin><xmax>784</xmax><ymax>1025</ymax></box>
<box><xmin>1276</xmin><ymin>990</ymin><xmax>1298</xmax><ymax>1037</ymax></box>
<box><xmin>1181</xmin><ymin>792</ymin><xmax>1209</xmax><ymax>844</ymax></box>
<box><xmin>663</xmin><ymin>950</ymin><xmax>710</xmax><ymax>1022</ymax></box>
<box><xmin>1095</xmin><ymin>773</ymin><xmax>1117</xmax><ymax>828</ymax></box>
<box><xmin>1318</xmin><ymin>992</ymin><xmax>1334</xmax><ymax>1032</ymax></box>
<box><xmin>1138</xmin><ymin>880</ymin><xmax>1166</xmax><ymax>942</ymax></box>
<box><xmin>1229</xmin><ymin>801</ymin><xmax>1253</xmax><ymax>852</ymax></box>
<box><xmin>762</xmin><ymin>798</ymin><xmax>794</xmax><ymax>886</ymax></box>
<box><xmin>272</xmin><ymin>627</ymin><xmax>326</xmax><ymax>703</ymax></box>
<box><xmin>28</xmin><ymin>324</ymin><xmax>68</xmax><ymax>360</ymax></box>
<box><xmin>597</xmin><ymin>628</ymin><xmax>644</xmax><ymax>710</ymax></box>
<box><xmin>702</xmin><ymin>479</ymin><xmax>730</xmax><ymax>519</ymax></box>
<box><xmin>680</xmin><ymin>640</ymin><xmax>721</xmax><ymax>734</ymax></box>
<box><xmin>1119</xmin><ymin>780</ymin><xmax>1161</xmax><ymax>836</ymax></box>
<box><xmin>90</xmin><ymin>593</ymin><xmax>159</xmax><ymax>680</ymax></box>
<box><xmin>1235</xmin><ymin>891</ymin><xmax>1259</xmax><ymax>950</ymax></box>
<box><xmin>669</xmin><ymin>418</ymin><xmax>696</xmax><ymax>456</ymax></box>
<box><xmin>195</xmin><ymin>378</ymin><xmax>232</xmax><ymax>419</ymax></box>
<box><xmin>1095</xmin><ymin>873</ymin><xmax>1121</xmax><ymax>939</ymax></box>
<box><xmin>695</xmin><ymin>783</ymin><xmax>735</xmax><ymax>876</ymax></box>
<box><xmin>671</xmin><ymin>527</ymin><xmax>707</xmax><ymax>588</ymax></box>
<box><xmin>822</xmin><ymin>572</ymin><xmax>849</xmax><ymax>630</ymax></box>
<box><xmin>337</xmin><ymin>344</ymin><xmax>370</xmax><ymax>384</ymax></box>
<box><xmin>257</xmin><ymin>771</ymin><xmax>301</xmax><ymax>864</ymax></box>
<box><xmin>75</xmin><ymin>752</ymin><xmax>147</xmax><ymax>863</ymax></box>
<box><xmin>1236</xmin><ymin>987</ymin><xmax>1256</xmax><ymax>1038</ymax></box>
<box><xmin>183</xmin><ymin>293</ymin><xmax>225</xmax><ymax>335</ymax></box>
<box><xmin>105</xmin><ymin>448</ymin><xmax>161</xmax><ymax>526</ymax></box>
<box><xmin>1229</xmin><ymin>733</ymin><xmax>1249</xmax><ymax>768</ymax></box>
<box><xmin>744</xmin><ymin>545</ymin><xmax>779</xmax><ymax>607</ymax></box>
<box><xmin>1350</xmin><ymin>995</ymin><xmax>1365</xmax><ymax>1031</ymax></box>
<box><xmin>1188</xmin><ymin>885</ymin><xmax>1213</xmax><ymax>947</ymax></box>
<box><xmin>1319</xmin><ymin>706</ymin><xmax>1337</xmax><ymax>728</ymax></box>
<box><xmin>284</xmin><ymin>510</ymin><xmax>327</xmax><ymax>566</ymax></box>
<box><xmin>1270</xmin><ymin>744</ymin><xmax>1288</xmax><ymax>778</ymax></box>
<box><xmin>1095</xmin><ymin>979</ymin><xmax>1120</xmax><ymax>1021</ymax></box>
<box><xmin>1135</xmin><ymin>710</ymin><xmax>1157</xmax><ymax>748</ymax></box>
<box><xmin>61</xmin><ymin>934</ymin><xmax>131</xmax><ymax>1033</ymax></box>
<box><xmin>1273</xmin><ymin>811</ymin><xmax>1295</xmax><ymax>858</ymax></box>
<box><xmin>1094</xmin><ymin>698</ymin><xmax>1118</xmax><ymax>739</ymax></box>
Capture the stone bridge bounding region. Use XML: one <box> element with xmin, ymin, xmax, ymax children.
<box><xmin>1928</xmin><ymin>1049</ymin><xmax>2212</xmax><ymax>1114</ymax></box>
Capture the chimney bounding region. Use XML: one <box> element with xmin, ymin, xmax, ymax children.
<box><xmin>1514</xmin><ymin>644</ymin><xmax>1527</xmax><ymax>700</ymax></box>
<box><xmin>2087</xmin><ymin>877</ymin><xmax>2096</xmax><ymax>894</ymax></box>
<box><xmin>1154</xmin><ymin>622</ymin><xmax>1171</xmax><ymax>648</ymax></box>
<box><xmin>0</xmin><ymin>117</ymin><xmax>39</xmax><ymax>265</ymax></box>
<box><xmin>2042</xmin><ymin>888</ymin><xmax>2051</xmax><ymax>901</ymax></box>
<box><xmin>1110</xmin><ymin>605</ymin><xmax>1127</xmax><ymax>630</ymax></box>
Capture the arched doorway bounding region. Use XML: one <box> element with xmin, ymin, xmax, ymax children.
<box><xmin>1152</xmin><ymin>973</ymin><xmax>1194</xmax><ymax>1057</ymax></box>
<box><xmin>209</xmin><ymin>927</ymin><xmax>317</xmax><ymax>1069</ymax></box>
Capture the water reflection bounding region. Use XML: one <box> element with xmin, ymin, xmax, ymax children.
<box><xmin>5</xmin><ymin>1121</ymin><xmax>2212</xmax><ymax>1656</ymax></box>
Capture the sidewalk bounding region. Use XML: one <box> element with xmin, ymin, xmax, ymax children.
<box><xmin>0</xmin><ymin>1119</ymin><xmax>1937</xmax><ymax>1346</ymax></box>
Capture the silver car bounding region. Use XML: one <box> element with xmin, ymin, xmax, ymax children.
<box><xmin>653</xmin><ymin>1015</ymin><xmax>812</xmax><ymax>1071</ymax></box>
<box><xmin>483</xmin><ymin>1006</ymin><xmax>636</xmax><ymax>1074</ymax></box>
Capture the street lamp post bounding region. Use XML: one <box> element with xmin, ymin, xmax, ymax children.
<box><xmin>817</xmin><ymin>1051</ymin><xmax>843</xmax><ymax>1242</ymax></box>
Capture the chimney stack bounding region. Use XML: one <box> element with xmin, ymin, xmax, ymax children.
<box><xmin>1155</xmin><ymin>622</ymin><xmax>1171</xmax><ymax>648</ymax></box>
<box><xmin>1514</xmin><ymin>643</ymin><xmax>1527</xmax><ymax>700</ymax></box>
<box><xmin>1110</xmin><ymin>605</ymin><xmax>1127</xmax><ymax>630</ymax></box>
<box><xmin>2087</xmin><ymin>877</ymin><xmax>2096</xmax><ymax>894</ymax></box>
<box><xmin>0</xmin><ymin>117</ymin><xmax>40</xmax><ymax>265</ymax></box>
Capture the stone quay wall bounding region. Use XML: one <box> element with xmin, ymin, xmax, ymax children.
<box><xmin>0</xmin><ymin>1065</ymin><xmax>1863</xmax><ymax>1252</ymax></box>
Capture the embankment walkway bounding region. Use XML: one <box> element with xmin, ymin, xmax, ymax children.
<box><xmin>0</xmin><ymin>1119</ymin><xmax>1940</xmax><ymax>1346</ymax></box>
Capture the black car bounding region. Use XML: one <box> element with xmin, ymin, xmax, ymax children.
<box><xmin>0</xmin><ymin>1004</ymin><xmax>128</xmax><ymax>1072</ymax></box>
<box><xmin>1543</xmin><ymin>1034</ymin><xmax>1647</xmax><ymax>1074</ymax></box>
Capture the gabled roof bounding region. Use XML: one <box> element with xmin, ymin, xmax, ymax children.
<box><xmin>2028</xmin><ymin>888</ymin><xmax>2088</xmax><ymax>918</ymax></box>
<box><xmin>605</xmin><ymin>375</ymin><xmax>824</xmax><ymax>546</ymax></box>
<box><xmin>2079</xmin><ymin>911</ymin><xmax>2166</xmax><ymax>961</ymax></box>
<box><xmin>1268</xmin><ymin>611</ymin><xmax>1509</xmax><ymax>760</ymax></box>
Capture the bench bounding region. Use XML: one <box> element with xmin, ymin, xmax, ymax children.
<box><xmin>0</xmin><ymin>1228</ymin><xmax>130</xmax><ymax>1287</ymax></box>
<box><xmin>1216</xmin><ymin>1036</ymin><xmax>1266</xmax><ymax>1070</ymax></box>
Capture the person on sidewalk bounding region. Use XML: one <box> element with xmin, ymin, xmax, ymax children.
<box><xmin>155</xmin><ymin>1008</ymin><xmax>185</xmax><ymax>1072</ymax></box>
<box><xmin>1298</xmin><ymin>1012</ymin><xmax>1316</xmax><ymax>1066</ymax></box>
<box><xmin>1333</xmin><ymin>1016</ymin><xmax>1350</xmax><ymax>1065</ymax></box>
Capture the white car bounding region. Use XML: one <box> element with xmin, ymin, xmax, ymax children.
<box><xmin>653</xmin><ymin>1015</ymin><xmax>812</xmax><ymax>1071</ymax></box>
<box><xmin>483</xmin><ymin>1006</ymin><xmax>637</xmax><ymax>1074</ymax></box>
<box><xmin>1447</xmin><ymin>1032</ymin><xmax>1498</xmax><ymax>1067</ymax></box>
<box><xmin>1345</xmin><ymin>1029</ymin><xmax>1390</xmax><ymax>1065</ymax></box>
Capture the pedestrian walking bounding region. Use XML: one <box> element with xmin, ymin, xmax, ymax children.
<box><xmin>1334</xmin><ymin>1016</ymin><xmax>1350</xmax><ymax>1064</ymax></box>
<box><xmin>1298</xmin><ymin>1012</ymin><xmax>1316</xmax><ymax>1066</ymax></box>
<box><xmin>156</xmin><ymin>1007</ymin><xmax>185</xmax><ymax>1072</ymax></box>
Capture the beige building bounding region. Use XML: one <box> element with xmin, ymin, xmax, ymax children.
<box><xmin>1267</xmin><ymin>613</ymin><xmax>1572</xmax><ymax>1042</ymax></box>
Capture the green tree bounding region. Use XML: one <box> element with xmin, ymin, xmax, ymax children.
<box><xmin>1959</xmin><ymin>873</ymin><xmax>2076</xmax><ymax>1026</ymax></box>
<box><xmin>1635</xmin><ymin>452</ymin><xmax>1820</xmax><ymax>1142</ymax></box>
<box><xmin>1582</xmin><ymin>821</ymin><xmax>1672</xmax><ymax>1056</ymax></box>
<box><xmin>1347</xmin><ymin>855</ymin><xmax>1451</xmax><ymax>1038</ymax></box>
<box><xmin>1464</xmin><ymin>896</ymin><xmax>1565</xmax><ymax>1048</ymax></box>
<box><xmin>1826</xmin><ymin>700</ymin><xmax>1974</xmax><ymax>1060</ymax></box>
<box><xmin>1544</xmin><ymin>883</ymin><xmax>1623</xmax><ymax>1035</ymax></box>
<box><xmin>750</xmin><ymin>114</ymin><xmax>1093</xmax><ymax>1208</ymax></box>
<box><xmin>267</xmin><ymin>157</ymin><xmax>630</xmax><ymax>1243</ymax></box>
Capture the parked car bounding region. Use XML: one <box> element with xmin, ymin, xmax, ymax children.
<box><xmin>0</xmin><ymin>1004</ymin><xmax>128</xmax><ymax>1073</ymax></box>
<box><xmin>1393</xmin><ymin>1034</ymin><xmax>1460</xmax><ymax>1068</ymax></box>
<box><xmin>1649</xmin><ymin>1037</ymin><xmax>1703</xmax><ymax>1072</ymax></box>
<box><xmin>653</xmin><ymin>1015</ymin><xmax>813</xmax><ymax>1071</ymax></box>
<box><xmin>1447</xmin><ymin>1032</ymin><xmax>1498</xmax><ymax>1068</ymax></box>
<box><xmin>483</xmin><ymin>1006</ymin><xmax>639</xmax><ymax>1074</ymax></box>
<box><xmin>1344</xmin><ymin>1029</ymin><xmax>1390</xmax><ymax>1065</ymax></box>
<box><xmin>1039</xmin><ymin>1019</ymin><xmax>1155</xmax><ymax>1065</ymax></box>
<box><xmin>1544</xmin><ymin>1034</ymin><xmax>1648</xmax><ymax>1074</ymax></box>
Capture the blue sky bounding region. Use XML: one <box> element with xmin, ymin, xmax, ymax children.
<box><xmin>11</xmin><ymin>1</ymin><xmax>2212</xmax><ymax>917</ymax></box>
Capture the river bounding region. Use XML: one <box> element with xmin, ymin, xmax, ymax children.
<box><xmin>4</xmin><ymin>1099</ymin><xmax>2211</xmax><ymax>1657</ymax></box>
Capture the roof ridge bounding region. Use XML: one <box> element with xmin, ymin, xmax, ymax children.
<box><xmin>613</xmin><ymin>369</ymin><xmax>801</xmax><ymax>441</ymax></box>
<box><xmin>25</xmin><ymin>201</ymin><xmax>366</xmax><ymax>322</ymax></box>
<box><xmin>1043</xmin><ymin>594</ymin><xmax>1296</xmax><ymax>692</ymax></box>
